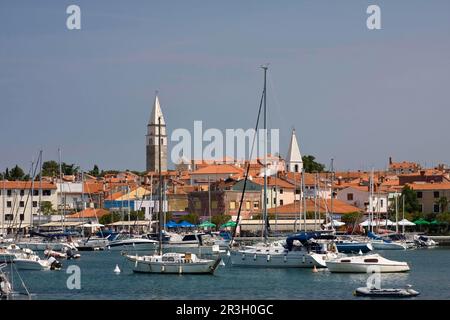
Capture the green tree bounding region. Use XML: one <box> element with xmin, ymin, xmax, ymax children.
<box><xmin>401</xmin><ymin>185</ymin><xmax>421</xmax><ymax>214</ymax></box>
<box><xmin>40</xmin><ymin>201</ymin><xmax>56</xmax><ymax>215</ymax></box>
<box><xmin>9</xmin><ymin>165</ymin><xmax>26</xmax><ymax>181</ymax></box>
<box><xmin>436</xmin><ymin>196</ymin><xmax>448</xmax><ymax>214</ymax></box>
<box><xmin>436</xmin><ymin>212</ymin><xmax>450</xmax><ymax>224</ymax></box>
<box><xmin>99</xmin><ymin>212</ymin><xmax>121</xmax><ymax>225</ymax></box>
<box><xmin>302</xmin><ymin>155</ymin><xmax>325</xmax><ymax>173</ymax></box>
<box><xmin>130</xmin><ymin>210</ymin><xmax>145</xmax><ymax>220</ymax></box>
<box><xmin>42</xmin><ymin>161</ymin><xmax>59</xmax><ymax>177</ymax></box>
<box><xmin>62</xmin><ymin>163</ymin><xmax>79</xmax><ymax>176</ymax></box>
<box><xmin>341</xmin><ymin>212</ymin><xmax>362</xmax><ymax>225</ymax></box>
<box><xmin>211</xmin><ymin>214</ymin><xmax>232</xmax><ymax>227</ymax></box>
<box><xmin>183</xmin><ymin>213</ymin><xmax>200</xmax><ymax>224</ymax></box>
<box><xmin>89</xmin><ymin>165</ymin><xmax>100</xmax><ymax>177</ymax></box>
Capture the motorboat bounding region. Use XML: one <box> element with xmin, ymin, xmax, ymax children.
<box><xmin>124</xmin><ymin>252</ymin><xmax>221</xmax><ymax>274</ymax></box>
<box><xmin>44</xmin><ymin>249</ymin><xmax>67</xmax><ymax>259</ymax></box>
<box><xmin>0</xmin><ymin>244</ymin><xmax>25</xmax><ymax>263</ymax></box>
<box><xmin>76</xmin><ymin>236</ymin><xmax>109</xmax><ymax>251</ymax></box>
<box><xmin>354</xmin><ymin>285</ymin><xmax>420</xmax><ymax>298</ymax></box>
<box><xmin>16</xmin><ymin>238</ymin><xmax>78</xmax><ymax>252</ymax></box>
<box><xmin>326</xmin><ymin>253</ymin><xmax>410</xmax><ymax>273</ymax></box>
<box><xmin>368</xmin><ymin>232</ymin><xmax>408</xmax><ymax>250</ymax></box>
<box><xmin>13</xmin><ymin>254</ymin><xmax>62</xmax><ymax>271</ymax></box>
<box><xmin>160</xmin><ymin>232</ymin><xmax>221</xmax><ymax>256</ymax></box>
<box><xmin>413</xmin><ymin>235</ymin><xmax>437</xmax><ymax>248</ymax></box>
<box><xmin>106</xmin><ymin>234</ymin><xmax>158</xmax><ymax>251</ymax></box>
<box><xmin>229</xmin><ymin>232</ymin><xmax>339</xmax><ymax>268</ymax></box>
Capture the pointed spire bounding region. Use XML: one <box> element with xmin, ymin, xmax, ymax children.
<box><xmin>286</xmin><ymin>129</ymin><xmax>303</xmax><ymax>173</ymax></box>
<box><xmin>149</xmin><ymin>92</ymin><xmax>165</xmax><ymax>125</ymax></box>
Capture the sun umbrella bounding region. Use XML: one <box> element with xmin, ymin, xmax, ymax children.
<box><xmin>220</xmin><ymin>221</ymin><xmax>237</xmax><ymax>228</ymax></box>
<box><xmin>396</xmin><ymin>219</ymin><xmax>416</xmax><ymax>226</ymax></box>
<box><xmin>199</xmin><ymin>221</ymin><xmax>216</xmax><ymax>228</ymax></box>
<box><xmin>81</xmin><ymin>223</ymin><xmax>104</xmax><ymax>228</ymax></box>
<box><xmin>378</xmin><ymin>219</ymin><xmax>395</xmax><ymax>226</ymax></box>
<box><xmin>178</xmin><ymin>220</ymin><xmax>196</xmax><ymax>228</ymax></box>
<box><xmin>413</xmin><ymin>218</ymin><xmax>430</xmax><ymax>225</ymax></box>
<box><xmin>324</xmin><ymin>220</ymin><xmax>345</xmax><ymax>228</ymax></box>
<box><xmin>165</xmin><ymin>220</ymin><xmax>179</xmax><ymax>228</ymax></box>
<box><xmin>359</xmin><ymin>220</ymin><xmax>378</xmax><ymax>227</ymax></box>
<box><xmin>430</xmin><ymin>220</ymin><xmax>440</xmax><ymax>225</ymax></box>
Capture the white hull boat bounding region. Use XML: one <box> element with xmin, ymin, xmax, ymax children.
<box><xmin>326</xmin><ymin>254</ymin><xmax>410</xmax><ymax>273</ymax></box>
<box><xmin>17</xmin><ymin>241</ymin><xmax>77</xmax><ymax>252</ymax></box>
<box><xmin>229</xmin><ymin>235</ymin><xmax>338</xmax><ymax>268</ymax></box>
<box><xmin>370</xmin><ymin>241</ymin><xmax>407</xmax><ymax>250</ymax></box>
<box><xmin>229</xmin><ymin>249</ymin><xmax>335</xmax><ymax>268</ymax></box>
<box><xmin>13</xmin><ymin>255</ymin><xmax>62</xmax><ymax>271</ymax></box>
<box><xmin>106</xmin><ymin>238</ymin><xmax>158</xmax><ymax>251</ymax></box>
<box><xmin>77</xmin><ymin>237</ymin><xmax>109</xmax><ymax>251</ymax></box>
<box><xmin>125</xmin><ymin>252</ymin><xmax>221</xmax><ymax>274</ymax></box>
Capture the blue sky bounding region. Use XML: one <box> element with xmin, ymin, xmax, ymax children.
<box><xmin>1</xmin><ymin>0</ymin><xmax>449</xmax><ymax>173</ymax></box>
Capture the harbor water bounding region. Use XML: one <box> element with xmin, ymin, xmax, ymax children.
<box><xmin>7</xmin><ymin>248</ymin><xmax>450</xmax><ymax>300</ymax></box>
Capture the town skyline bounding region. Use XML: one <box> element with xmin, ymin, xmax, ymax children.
<box><xmin>1</xmin><ymin>1</ymin><xmax>450</xmax><ymax>172</ymax></box>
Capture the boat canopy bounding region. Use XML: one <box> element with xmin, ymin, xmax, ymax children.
<box><xmin>285</xmin><ymin>232</ymin><xmax>322</xmax><ymax>250</ymax></box>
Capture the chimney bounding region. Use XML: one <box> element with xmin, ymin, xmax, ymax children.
<box><xmin>389</xmin><ymin>157</ymin><xmax>393</xmax><ymax>165</ymax></box>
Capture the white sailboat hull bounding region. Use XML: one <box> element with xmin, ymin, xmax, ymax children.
<box><xmin>106</xmin><ymin>239</ymin><xmax>159</xmax><ymax>251</ymax></box>
<box><xmin>229</xmin><ymin>250</ymin><xmax>334</xmax><ymax>268</ymax></box>
<box><xmin>126</xmin><ymin>254</ymin><xmax>221</xmax><ymax>274</ymax></box>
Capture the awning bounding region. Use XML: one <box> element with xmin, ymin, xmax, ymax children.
<box><xmin>324</xmin><ymin>220</ymin><xmax>345</xmax><ymax>228</ymax></box>
<box><xmin>39</xmin><ymin>221</ymin><xmax>83</xmax><ymax>227</ymax></box>
<box><xmin>107</xmin><ymin>220</ymin><xmax>152</xmax><ymax>227</ymax></box>
<box><xmin>396</xmin><ymin>219</ymin><xmax>416</xmax><ymax>226</ymax></box>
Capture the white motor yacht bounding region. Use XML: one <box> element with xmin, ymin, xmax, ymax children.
<box><xmin>106</xmin><ymin>234</ymin><xmax>158</xmax><ymax>251</ymax></box>
<box><xmin>326</xmin><ymin>253</ymin><xmax>410</xmax><ymax>273</ymax></box>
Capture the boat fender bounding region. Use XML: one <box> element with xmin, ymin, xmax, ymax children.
<box><xmin>283</xmin><ymin>255</ymin><xmax>287</xmax><ymax>262</ymax></box>
<box><xmin>179</xmin><ymin>265</ymin><xmax>182</xmax><ymax>274</ymax></box>
<box><xmin>161</xmin><ymin>265</ymin><xmax>165</xmax><ymax>272</ymax></box>
<box><xmin>253</xmin><ymin>254</ymin><xmax>257</xmax><ymax>261</ymax></box>
<box><xmin>302</xmin><ymin>256</ymin><xmax>306</xmax><ymax>263</ymax></box>
<box><xmin>267</xmin><ymin>254</ymin><xmax>270</xmax><ymax>262</ymax></box>
<box><xmin>242</xmin><ymin>253</ymin><xmax>245</xmax><ymax>260</ymax></box>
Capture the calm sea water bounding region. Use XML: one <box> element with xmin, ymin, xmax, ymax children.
<box><xmin>7</xmin><ymin>248</ymin><xmax>450</xmax><ymax>300</ymax></box>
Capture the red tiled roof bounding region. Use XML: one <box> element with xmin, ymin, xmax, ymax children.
<box><xmin>407</xmin><ymin>183</ymin><xmax>450</xmax><ymax>191</ymax></box>
<box><xmin>66</xmin><ymin>208</ymin><xmax>109</xmax><ymax>219</ymax></box>
<box><xmin>0</xmin><ymin>180</ymin><xmax>57</xmax><ymax>189</ymax></box>
<box><xmin>191</xmin><ymin>164</ymin><xmax>244</xmax><ymax>175</ymax></box>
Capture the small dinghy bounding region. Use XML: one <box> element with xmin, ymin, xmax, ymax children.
<box><xmin>354</xmin><ymin>285</ymin><xmax>420</xmax><ymax>298</ymax></box>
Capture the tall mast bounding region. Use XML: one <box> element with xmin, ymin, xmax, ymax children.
<box><xmin>369</xmin><ymin>168</ymin><xmax>374</xmax><ymax>233</ymax></box>
<box><xmin>395</xmin><ymin>193</ymin><xmax>399</xmax><ymax>234</ymax></box>
<box><xmin>314</xmin><ymin>173</ymin><xmax>317</xmax><ymax>230</ymax></box>
<box><xmin>262</xmin><ymin>64</ymin><xmax>268</xmax><ymax>241</ymax></box>
<box><xmin>302</xmin><ymin>168</ymin><xmax>306</xmax><ymax>231</ymax></box>
<box><xmin>1</xmin><ymin>176</ymin><xmax>5</xmax><ymax>237</ymax></box>
<box><xmin>158</xmin><ymin>116</ymin><xmax>163</xmax><ymax>255</ymax></box>
<box><xmin>30</xmin><ymin>159</ymin><xmax>35</xmax><ymax>231</ymax></box>
<box><xmin>81</xmin><ymin>170</ymin><xmax>85</xmax><ymax>238</ymax></box>
<box><xmin>402</xmin><ymin>194</ymin><xmax>405</xmax><ymax>234</ymax></box>
<box><xmin>58</xmin><ymin>148</ymin><xmax>65</xmax><ymax>232</ymax></box>
<box><xmin>330</xmin><ymin>158</ymin><xmax>335</xmax><ymax>230</ymax></box>
<box><xmin>38</xmin><ymin>150</ymin><xmax>43</xmax><ymax>230</ymax></box>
